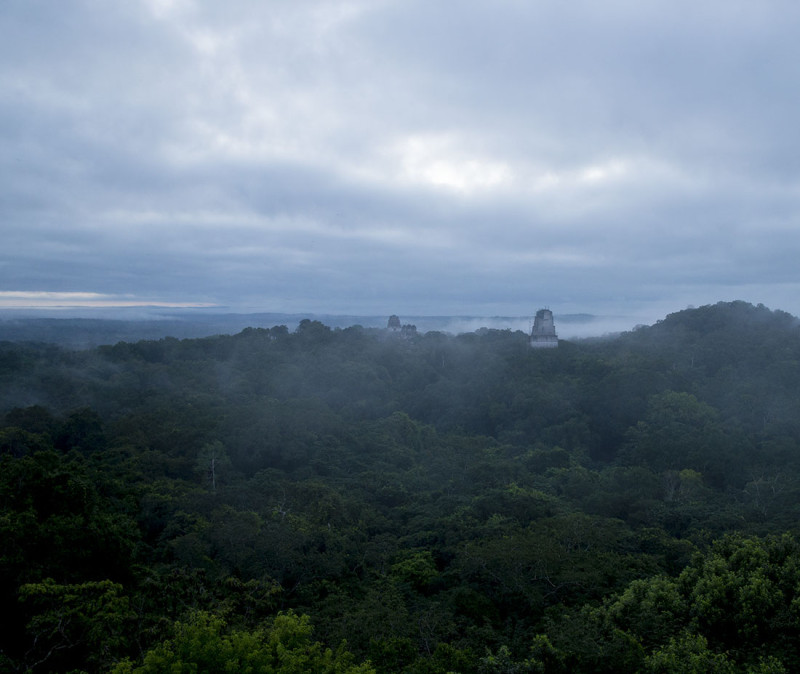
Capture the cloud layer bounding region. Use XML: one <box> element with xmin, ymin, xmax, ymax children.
<box><xmin>3</xmin><ymin>1</ymin><xmax>800</xmax><ymax>325</ymax></box>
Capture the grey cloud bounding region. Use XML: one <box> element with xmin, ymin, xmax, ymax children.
<box><xmin>2</xmin><ymin>0</ymin><xmax>800</xmax><ymax>323</ymax></box>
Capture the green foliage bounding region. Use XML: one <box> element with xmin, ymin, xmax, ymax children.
<box><xmin>540</xmin><ymin>605</ymin><xmax>646</xmax><ymax>673</ymax></box>
<box><xmin>0</xmin><ymin>426</ymin><xmax>52</xmax><ymax>457</ymax></box>
<box><xmin>623</xmin><ymin>391</ymin><xmax>736</xmax><ymax>487</ymax></box>
<box><xmin>678</xmin><ymin>534</ymin><xmax>800</xmax><ymax>664</ymax></box>
<box><xmin>605</xmin><ymin>576</ymin><xmax>688</xmax><ymax>649</ymax></box>
<box><xmin>1</xmin><ymin>302</ymin><xmax>800</xmax><ymax>670</ymax></box>
<box><xmin>644</xmin><ymin>632</ymin><xmax>736</xmax><ymax>673</ymax></box>
<box><xmin>390</xmin><ymin>550</ymin><xmax>439</xmax><ymax>591</ymax></box>
<box><xmin>19</xmin><ymin>578</ymin><xmax>133</xmax><ymax>672</ymax></box>
<box><xmin>479</xmin><ymin>644</ymin><xmax>539</xmax><ymax>673</ymax></box>
<box><xmin>564</xmin><ymin>534</ymin><xmax>800</xmax><ymax>671</ymax></box>
<box><xmin>113</xmin><ymin>610</ymin><xmax>375</xmax><ymax>673</ymax></box>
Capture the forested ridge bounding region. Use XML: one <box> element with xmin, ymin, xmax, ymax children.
<box><xmin>2</xmin><ymin>300</ymin><xmax>800</xmax><ymax>672</ymax></box>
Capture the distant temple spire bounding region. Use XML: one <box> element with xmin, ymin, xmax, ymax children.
<box><xmin>530</xmin><ymin>308</ymin><xmax>558</xmax><ymax>348</ymax></box>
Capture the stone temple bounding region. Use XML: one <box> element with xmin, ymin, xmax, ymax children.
<box><xmin>530</xmin><ymin>308</ymin><xmax>558</xmax><ymax>348</ymax></box>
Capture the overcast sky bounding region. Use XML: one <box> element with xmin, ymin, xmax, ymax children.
<box><xmin>3</xmin><ymin>1</ymin><xmax>800</xmax><ymax>327</ymax></box>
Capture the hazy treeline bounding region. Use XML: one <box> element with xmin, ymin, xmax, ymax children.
<box><xmin>2</xmin><ymin>301</ymin><xmax>800</xmax><ymax>672</ymax></box>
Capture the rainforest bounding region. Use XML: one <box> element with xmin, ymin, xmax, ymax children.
<box><xmin>2</xmin><ymin>301</ymin><xmax>800</xmax><ymax>672</ymax></box>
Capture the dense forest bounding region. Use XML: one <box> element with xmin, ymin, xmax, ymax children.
<box><xmin>2</xmin><ymin>301</ymin><xmax>800</xmax><ymax>672</ymax></box>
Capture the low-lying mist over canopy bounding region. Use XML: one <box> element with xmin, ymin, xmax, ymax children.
<box><xmin>3</xmin><ymin>301</ymin><xmax>800</xmax><ymax>671</ymax></box>
<box><xmin>3</xmin><ymin>1</ymin><xmax>800</xmax><ymax>324</ymax></box>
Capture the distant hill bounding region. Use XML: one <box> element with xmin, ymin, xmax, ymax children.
<box><xmin>617</xmin><ymin>301</ymin><xmax>800</xmax><ymax>369</ymax></box>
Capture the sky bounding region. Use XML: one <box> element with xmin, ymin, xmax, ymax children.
<box><xmin>3</xmin><ymin>0</ymin><xmax>800</xmax><ymax>329</ymax></box>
